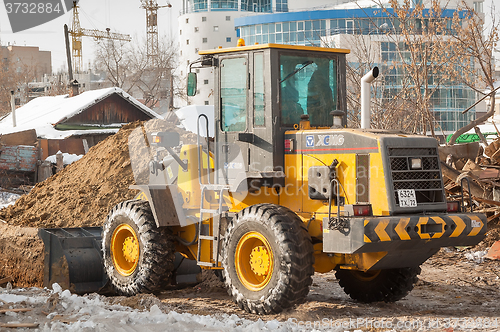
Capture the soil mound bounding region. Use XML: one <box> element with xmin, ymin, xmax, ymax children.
<box><xmin>0</xmin><ymin>119</ymin><xmax>195</xmax><ymax>228</ymax></box>
<box><xmin>0</xmin><ymin>118</ymin><xmax>196</xmax><ymax>287</ymax></box>
<box><xmin>0</xmin><ymin>223</ymin><xmax>44</xmax><ymax>287</ymax></box>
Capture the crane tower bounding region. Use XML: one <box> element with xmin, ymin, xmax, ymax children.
<box><xmin>69</xmin><ymin>1</ymin><xmax>132</xmax><ymax>73</ymax></box>
<box><xmin>140</xmin><ymin>0</ymin><xmax>171</xmax><ymax>66</ymax></box>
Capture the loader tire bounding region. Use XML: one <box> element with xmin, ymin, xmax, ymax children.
<box><xmin>102</xmin><ymin>199</ymin><xmax>175</xmax><ymax>296</ymax></box>
<box><xmin>221</xmin><ymin>204</ymin><xmax>314</xmax><ymax>314</ymax></box>
<box><xmin>336</xmin><ymin>267</ymin><xmax>421</xmax><ymax>303</ymax></box>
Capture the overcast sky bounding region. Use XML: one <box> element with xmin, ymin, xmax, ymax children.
<box><xmin>0</xmin><ymin>0</ymin><xmax>497</xmax><ymax>74</ymax></box>
<box><xmin>0</xmin><ymin>0</ymin><xmax>181</xmax><ymax>72</ymax></box>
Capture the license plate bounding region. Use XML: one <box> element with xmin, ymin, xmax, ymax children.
<box><xmin>398</xmin><ymin>189</ymin><xmax>417</xmax><ymax>207</ymax></box>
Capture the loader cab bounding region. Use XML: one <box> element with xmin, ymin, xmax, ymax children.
<box><xmin>189</xmin><ymin>43</ymin><xmax>349</xmax><ymax>189</ymax></box>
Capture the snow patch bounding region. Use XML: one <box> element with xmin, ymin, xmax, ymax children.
<box><xmin>45</xmin><ymin>152</ymin><xmax>83</xmax><ymax>165</ymax></box>
<box><xmin>0</xmin><ymin>294</ymin><xmax>28</xmax><ymax>303</ymax></box>
<box><xmin>0</xmin><ymin>189</ymin><xmax>21</xmax><ymax>209</ymax></box>
<box><xmin>464</xmin><ymin>250</ymin><xmax>488</xmax><ymax>264</ymax></box>
<box><xmin>52</xmin><ymin>283</ymin><xmax>62</xmax><ymax>293</ymax></box>
<box><xmin>0</xmin><ymin>285</ymin><xmax>298</xmax><ymax>331</ymax></box>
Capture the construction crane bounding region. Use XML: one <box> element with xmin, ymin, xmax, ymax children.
<box><xmin>140</xmin><ymin>0</ymin><xmax>172</xmax><ymax>66</ymax></box>
<box><xmin>69</xmin><ymin>1</ymin><xmax>132</xmax><ymax>73</ymax></box>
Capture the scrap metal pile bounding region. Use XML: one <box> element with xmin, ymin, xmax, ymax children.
<box><xmin>440</xmin><ymin>139</ymin><xmax>500</xmax><ymax>249</ymax></box>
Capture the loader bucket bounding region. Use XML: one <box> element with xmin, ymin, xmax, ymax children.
<box><xmin>39</xmin><ymin>227</ymin><xmax>203</xmax><ymax>294</ymax></box>
<box><xmin>38</xmin><ymin>227</ymin><xmax>108</xmax><ymax>295</ymax></box>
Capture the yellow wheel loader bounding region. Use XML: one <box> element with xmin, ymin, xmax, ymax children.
<box><xmin>40</xmin><ymin>43</ymin><xmax>486</xmax><ymax>314</ymax></box>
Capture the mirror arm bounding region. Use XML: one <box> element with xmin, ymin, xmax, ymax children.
<box><xmin>189</xmin><ymin>58</ymin><xmax>202</xmax><ymax>72</ymax></box>
<box><xmin>166</xmin><ymin>146</ymin><xmax>188</xmax><ymax>171</ymax></box>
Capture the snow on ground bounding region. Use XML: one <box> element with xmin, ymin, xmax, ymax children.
<box><xmin>464</xmin><ymin>250</ymin><xmax>489</xmax><ymax>264</ymax></box>
<box><xmin>0</xmin><ymin>189</ymin><xmax>21</xmax><ymax>210</ymax></box>
<box><xmin>45</xmin><ymin>152</ymin><xmax>83</xmax><ymax>165</ymax></box>
<box><xmin>2</xmin><ymin>251</ymin><xmax>500</xmax><ymax>331</ymax></box>
<box><xmin>0</xmin><ymin>284</ymin><xmax>308</xmax><ymax>332</ymax></box>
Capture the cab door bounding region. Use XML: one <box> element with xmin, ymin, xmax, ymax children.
<box><xmin>217</xmin><ymin>55</ymin><xmax>249</xmax><ymax>186</ymax></box>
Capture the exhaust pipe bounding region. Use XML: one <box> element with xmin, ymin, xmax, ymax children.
<box><xmin>360</xmin><ymin>67</ymin><xmax>379</xmax><ymax>129</ymax></box>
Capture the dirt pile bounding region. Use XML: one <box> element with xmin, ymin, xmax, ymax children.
<box><xmin>0</xmin><ymin>223</ymin><xmax>44</xmax><ymax>287</ymax></box>
<box><xmin>474</xmin><ymin>219</ymin><xmax>500</xmax><ymax>250</ymax></box>
<box><xmin>0</xmin><ymin>118</ymin><xmax>196</xmax><ymax>287</ymax></box>
<box><xmin>0</xmin><ymin>119</ymin><xmax>195</xmax><ymax>228</ymax></box>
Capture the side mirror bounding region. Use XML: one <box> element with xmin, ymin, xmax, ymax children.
<box><xmin>187</xmin><ymin>72</ymin><xmax>197</xmax><ymax>96</ymax></box>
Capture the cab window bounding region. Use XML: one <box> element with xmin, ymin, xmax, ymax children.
<box><xmin>280</xmin><ymin>54</ymin><xmax>337</xmax><ymax>127</ymax></box>
<box><xmin>254</xmin><ymin>52</ymin><xmax>265</xmax><ymax>126</ymax></box>
<box><xmin>221</xmin><ymin>57</ymin><xmax>247</xmax><ymax>132</ymax></box>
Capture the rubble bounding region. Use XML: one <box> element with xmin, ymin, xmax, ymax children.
<box><xmin>441</xmin><ymin>138</ymin><xmax>500</xmax><ymax>249</ymax></box>
<box><xmin>484</xmin><ymin>240</ymin><xmax>500</xmax><ymax>260</ymax></box>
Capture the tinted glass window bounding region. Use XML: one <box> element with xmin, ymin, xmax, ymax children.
<box><xmin>280</xmin><ymin>54</ymin><xmax>337</xmax><ymax>127</ymax></box>
<box><xmin>221</xmin><ymin>57</ymin><xmax>247</xmax><ymax>131</ymax></box>
<box><xmin>254</xmin><ymin>53</ymin><xmax>265</xmax><ymax>126</ymax></box>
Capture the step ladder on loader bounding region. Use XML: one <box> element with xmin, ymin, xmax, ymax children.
<box><xmin>196</xmin><ymin>114</ymin><xmax>229</xmax><ymax>268</ymax></box>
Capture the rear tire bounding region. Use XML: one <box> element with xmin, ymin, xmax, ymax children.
<box><xmin>335</xmin><ymin>267</ymin><xmax>421</xmax><ymax>303</ymax></box>
<box><xmin>221</xmin><ymin>204</ymin><xmax>314</xmax><ymax>314</ymax></box>
<box><xmin>102</xmin><ymin>200</ymin><xmax>175</xmax><ymax>296</ymax></box>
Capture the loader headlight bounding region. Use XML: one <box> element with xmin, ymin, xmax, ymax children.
<box><xmin>410</xmin><ymin>158</ymin><xmax>422</xmax><ymax>169</ymax></box>
<box><xmin>152</xmin><ymin>135</ymin><xmax>162</xmax><ymax>144</ymax></box>
<box><xmin>150</xmin><ymin>131</ymin><xmax>180</xmax><ymax>148</ymax></box>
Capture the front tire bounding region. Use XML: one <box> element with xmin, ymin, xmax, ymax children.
<box><xmin>221</xmin><ymin>204</ymin><xmax>314</xmax><ymax>314</ymax></box>
<box><xmin>102</xmin><ymin>200</ymin><xmax>175</xmax><ymax>295</ymax></box>
<box><xmin>336</xmin><ymin>267</ymin><xmax>421</xmax><ymax>303</ymax></box>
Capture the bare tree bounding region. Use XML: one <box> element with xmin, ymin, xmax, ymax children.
<box><xmin>341</xmin><ymin>34</ymin><xmax>381</xmax><ymax>128</ymax></box>
<box><xmin>132</xmin><ymin>39</ymin><xmax>177</xmax><ymax>108</ymax></box>
<box><xmin>94</xmin><ymin>39</ymin><xmax>136</xmax><ymax>91</ymax></box>
<box><xmin>0</xmin><ymin>49</ymin><xmax>36</xmax><ymax>115</ymax></box>
<box><xmin>339</xmin><ymin>33</ymin><xmax>416</xmax><ymax>131</ymax></box>
<box><xmin>0</xmin><ymin>52</ymin><xmax>14</xmax><ymax>115</ymax></box>
<box><xmin>382</xmin><ymin>0</ymin><xmax>469</xmax><ymax>135</ymax></box>
<box><xmin>94</xmin><ymin>37</ymin><xmax>178</xmax><ymax>110</ymax></box>
<box><xmin>447</xmin><ymin>1</ymin><xmax>499</xmax><ymax>145</ymax></box>
<box><xmin>329</xmin><ymin>0</ymin><xmax>478</xmax><ymax>136</ymax></box>
<box><xmin>48</xmin><ymin>71</ymin><xmax>72</xmax><ymax>96</ymax></box>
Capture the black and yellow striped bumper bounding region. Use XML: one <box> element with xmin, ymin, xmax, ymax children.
<box><xmin>323</xmin><ymin>213</ymin><xmax>487</xmax><ymax>254</ymax></box>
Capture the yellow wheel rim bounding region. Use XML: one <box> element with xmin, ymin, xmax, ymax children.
<box><xmin>111</xmin><ymin>224</ymin><xmax>140</xmax><ymax>276</ymax></box>
<box><xmin>235</xmin><ymin>231</ymin><xmax>274</xmax><ymax>291</ymax></box>
<box><xmin>351</xmin><ymin>270</ymin><xmax>381</xmax><ymax>282</ymax></box>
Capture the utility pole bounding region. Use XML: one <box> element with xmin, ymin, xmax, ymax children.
<box><xmin>10</xmin><ymin>91</ymin><xmax>16</xmax><ymax>127</ymax></box>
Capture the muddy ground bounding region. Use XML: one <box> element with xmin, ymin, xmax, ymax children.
<box><xmin>154</xmin><ymin>249</ymin><xmax>500</xmax><ymax>326</ymax></box>
<box><xmin>1</xmin><ymin>249</ymin><xmax>499</xmax><ymax>331</ymax></box>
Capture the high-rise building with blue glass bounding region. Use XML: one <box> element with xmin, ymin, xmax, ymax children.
<box><xmin>178</xmin><ymin>0</ymin><xmax>484</xmax><ymax>132</ymax></box>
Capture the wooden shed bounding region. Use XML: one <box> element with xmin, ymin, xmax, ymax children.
<box><xmin>54</xmin><ymin>93</ymin><xmax>154</xmax><ymax>129</ymax></box>
<box><xmin>0</xmin><ymin>87</ymin><xmax>161</xmax><ymax>182</ymax></box>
